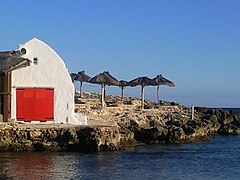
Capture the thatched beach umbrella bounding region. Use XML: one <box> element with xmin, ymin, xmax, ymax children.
<box><xmin>118</xmin><ymin>80</ymin><xmax>129</xmax><ymax>100</ymax></box>
<box><xmin>88</xmin><ymin>71</ymin><xmax>120</xmax><ymax>107</ymax></box>
<box><xmin>153</xmin><ymin>74</ymin><xmax>175</xmax><ymax>104</ymax></box>
<box><xmin>70</xmin><ymin>73</ymin><xmax>77</xmax><ymax>83</ymax></box>
<box><xmin>0</xmin><ymin>51</ymin><xmax>31</xmax><ymax>75</ymax></box>
<box><xmin>76</xmin><ymin>71</ymin><xmax>91</xmax><ymax>97</ymax></box>
<box><xmin>128</xmin><ymin>76</ymin><xmax>158</xmax><ymax>109</ymax></box>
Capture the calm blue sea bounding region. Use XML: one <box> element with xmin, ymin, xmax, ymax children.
<box><xmin>222</xmin><ymin>108</ymin><xmax>240</xmax><ymax>112</ymax></box>
<box><xmin>208</xmin><ymin>108</ymin><xmax>240</xmax><ymax>112</ymax></box>
<box><xmin>1</xmin><ymin>135</ymin><xmax>240</xmax><ymax>180</ymax></box>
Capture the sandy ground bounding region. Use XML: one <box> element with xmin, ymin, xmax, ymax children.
<box><xmin>3</xmin><ymin>116</ymin><xmax>116</xmax><ymax>129</ymax></box>
<box><xmin>1</xmin><ymin>94</ymin><xmax>184</xmax><ymax>128</ymax></box>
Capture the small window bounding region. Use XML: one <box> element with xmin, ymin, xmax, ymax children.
<box><xmin>33</xmin><ymin>57</ymin><xmax>38</xmax><ymax>65</ymax></box>
<box><xmin>20</xmin><ymin>48</ymin><xmax>27</xmax><ymax>55</ymax></box>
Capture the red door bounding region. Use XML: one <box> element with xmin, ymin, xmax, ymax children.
<box><xmin>17</xmin><ymin>88</ymin><xmax>54</xmax><ymax>121</ymax></box>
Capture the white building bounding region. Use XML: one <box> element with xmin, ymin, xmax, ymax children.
<box><xmin>0</xmin><ymin>38</ymin><xmax>87</xmax><ymax>125</ymax></box>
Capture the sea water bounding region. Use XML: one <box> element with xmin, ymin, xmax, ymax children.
<box><xmin>1</xmin><ymin>135</ymin><xmax>240</xmax><ymax>180</ymax></box>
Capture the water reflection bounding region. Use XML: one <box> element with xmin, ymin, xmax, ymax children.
<box><xmin>0</xmin><ymin>136</ymin><xmax>240</xmax><ymax>179</ymax></box>
<box><xmin>0</xmin><ymin>156</ymin><xmax>12</xmax><ymax>179</ymax></box>
<box><xmin>0</xmin><ymin>152</ymin><xmax>54</xmax><ymax>179</ymax></box>
<box><xmin>71</xmin><ymin>152</ymin><xmax>121</xmax><ymax>179</ymax></box>
<box><xmin>0</xmin><ymin>152</ymin><xmax>121</xmax><ymax>179</ymax></box>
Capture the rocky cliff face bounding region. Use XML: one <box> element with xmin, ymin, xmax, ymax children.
<box><xmin>195</xmin><ymin>107</ymin><xmax>240</xmax><ymax>135</ymax></box>
<box><xmin>115</xmin><ymin>106</ymin><xmax>240</xmax><ymax>144</ymax></box>
<box><xmin>1</xmin><ymin>93</ymin><xmax>240</xmax><ymax>152</ymax></box>
<box><xmin>114</xmin><ymin>106</ymin><xmax>213</xmax><ymax>144</ymax></box>
<box><xmin>77</xmin><ymin>93</ymin><xmax>240</xmax><ymax>146</ymax></box>
<box><xmin>0</xmin><ymin>124</ymin><xmax>136</xmax><ymax>152</ymax></box>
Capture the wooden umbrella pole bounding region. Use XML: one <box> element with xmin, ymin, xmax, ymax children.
<box><xmin>157</xmin><ymin>85</ymin><xmax>160</xmax><ymax>105</ymax></box>
<box><xmin>121</xmin><ymin>87</ymin><xmax>124</xmax><ymax>101</ymax></box>
<box><xmin>101</xmin><ymin>84</ymin><xmax>105</xmax><ymax>107</ymax></box>
<box><xmin>80</xmin><ymin>81</ymin><xmax>83</xmax><ymax>98</ymax></box>
<box><xmin>102</xmin><ymin>84</ymin><xmax>107</xmax><ymax>107</ymax></box>
<box><xmin>104</xmin><ymin>84</ymin><xmax>107</xmax><ymax>101</ymax></box>
<box><xmin>101</xmin><ymin>84</ymin><xmax>104</xmax><ymax>107</ymax></box>
<box><xmin>141</xmin><ymin>85</ymin><xmax>144</xmax><ymax>109</ymax></box>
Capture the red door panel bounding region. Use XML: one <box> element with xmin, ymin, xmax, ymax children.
<box><xmin>16</xmin><ymin>88</ymin><xmax>54</xmax><ymax>121</ymax></box>
<box><xmin>16</xmin><ymin>89</ymin><xmax>34</xmax><ymax>120</ymax></box>
<box><xmin>34</xmin><ymin>89</ymin><xmax>54</xmax><ymax>120</ymax></box>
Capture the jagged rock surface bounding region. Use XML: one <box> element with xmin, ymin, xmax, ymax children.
<box><xmin>0</xmin><ymin>124</ymin><xmax>136</xmax><ymax>152</ymax></box>
<box><xmin>1</xmin><ymin>93</ymin><xmax>240</xmax><ymax>152</ymax></box>
<box><xmin>77</xmin><ymin>93</ymin><xmax>240</xmax><ymax>145</ymax></box>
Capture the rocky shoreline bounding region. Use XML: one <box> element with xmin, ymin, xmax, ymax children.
<box><xmin>0</xmin><ymin>93</ymin><xmax>240</xmax><ymax>152</ymax></box>
<box><xmin>0</xmin><ymin>123</ymin><xmax>136</xmax><ymax>152</ymax></box>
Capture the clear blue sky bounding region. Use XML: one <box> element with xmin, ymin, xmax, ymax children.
<box><xmin>1</xmin><ymin>1</ymin><xmax>240</xmax><ymax>107</ymax></box>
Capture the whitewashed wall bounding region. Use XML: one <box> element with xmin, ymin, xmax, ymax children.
<box><xmin>11</xmin><ymin>38</ymin><xmax>76</xmax><ymax>124</ymax></box>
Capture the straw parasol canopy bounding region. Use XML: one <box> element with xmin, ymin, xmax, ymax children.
<box><xmin>128</xmin><ymin>76</ymin><xmax>158</xmax><ymax>109</ymax></box>
<box><xmin>77</xmin><ymin>71</ymin><xmax>91</xmax><ymax>82</ymax></box>
<box><xmin>153</xmin><ymin>74</ymin><xmax>175</xmax><ymax>104</ymax></box>
<box><xmin>118</xmin><ymin>80</ymin><xmax>130</xmax><ymax>100</ymax></box>
<box><xmin>70</xmin><ymin>73</ymin><xmax>77</xmax><ymax>82</ymax></box>
<box><xmin>76</xmin><ymin>71</ymin><xmax>91</xmax><ymax>97</ymax></box>
<box><xmin>88</xmin><ymin>71</ymin><xmax>120</xmax><ymax>107</ymax></box>
<box><xmin>0</xmin><ymin>50</ymin><xmax>31</xmax><ymax>75</ymax></box>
